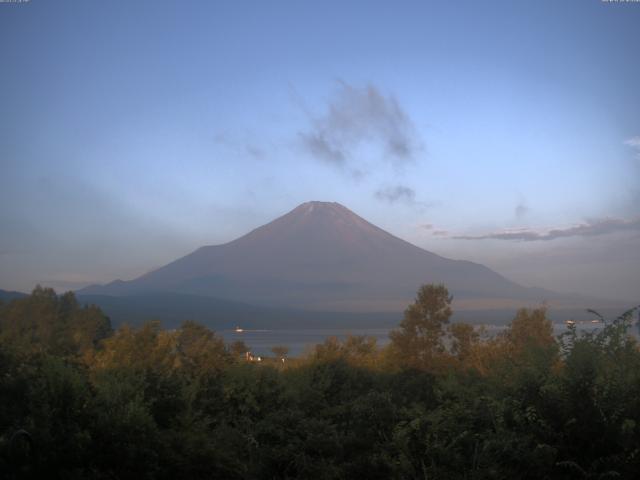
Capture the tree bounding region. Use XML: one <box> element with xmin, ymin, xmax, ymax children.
<box><xmin>92</xmin><ymin>321</ymin><xmax>175</xmax><ymax>374</ymax></box>
<box><xmin>230</xmin><ymin>340</ymin><xmax>250</xmax><ymax>359</ymax></box>
<box><xmin>271</xmin><ymin>345</ymin><xmax>289</xmax><ymax>361</ymax></box>
<box><xmin>0</xmin><ymin>287</ymin><xmax>112</xmax><ymax>358</ymax></box>
<box><xmin>449</xmin><ymin>322</ymin><xmax>479</xmax><ymax>362</ymax></box>
<box><xmin>176</xmin><ymin>321</ymin><xmax>229</xmax><ymax>376</ymax></box>
<box><xmin>505</xmin><ymin>307</ymin><xmax>555</xmax><ymax>352</ymax></box>
<box><xmin>389</xmin><ymin>284</ymin><xmax>452</xmax><ymax>370</ymax></box>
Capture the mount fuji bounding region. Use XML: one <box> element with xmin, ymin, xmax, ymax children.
<box><xmin>79</xmin><ymin>201</ymin><xmax>570</xmax><ymax>313</ymax></box>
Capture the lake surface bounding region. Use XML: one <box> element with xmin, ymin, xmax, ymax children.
<box><xmin>219</xmin><ymin>321</ymin><xmax>624</xmax><ymax>357</ymax></box>
<box><xmin>219</xmin><ymin>328</ymin><xmax>392</xmax><ymax>356</ymax></box>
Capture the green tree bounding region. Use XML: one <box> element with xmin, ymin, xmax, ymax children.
<box><xmin>271</xmin><ymin>345</ymin><xmax>289</xmax><ymax>362</ymax></box>
<box><xmin>504</xmin><ymin>307</ymin><xmax>555</xmax><ymax>355</ymax></box>
<box><xmin>389</xmin><ymin>284</ymin><xmax>452</xmax><ymax>370</ymax></box>
<box><xmin>0</xmin><ymin>287</ymin><xmax>111</xmax><ymax>358</ymax></box>
<box><xmin>230</xmin><ymin>340</ymin><xmax>250</xmax><ymax>359</ymax></box>
<box><xmin>449</xmin><ymin>322</ymin><xmax>479</xmax><ymax>362</ymax></box>
<box><xmin>175</xmin><ymin>321</ymin><xmax>229</xmax><ymax>376</ymax></box>
<box><xmin>93</xmin><ymin>322</ymin><xmax>162</xmax><ymax>372</ymax></box>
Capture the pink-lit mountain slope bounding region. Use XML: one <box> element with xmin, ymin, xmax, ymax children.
<box><xmin>79</xmin><ymin>201</ymin><xmax>577</xmax><ymax>312</ymax></box>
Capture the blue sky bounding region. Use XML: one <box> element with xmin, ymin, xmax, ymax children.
<box><xmin>1</xmin><ymin>0</ymin><xmax>639</xmax><ymax>300</ymax></box>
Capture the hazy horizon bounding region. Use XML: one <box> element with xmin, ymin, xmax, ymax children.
<box><xmin>1</xmin><ymin>1</ymin><xmax>639</xmax><ymax>301</ymax></box>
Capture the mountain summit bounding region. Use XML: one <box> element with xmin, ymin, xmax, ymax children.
<box><xmin>80</xmin><ymin>201</ymin><xmax>554</xmax><ymax>311</ymax></box>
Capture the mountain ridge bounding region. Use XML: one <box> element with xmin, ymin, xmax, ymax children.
<box><xmin>77</xmin><ymin>201</ymin><xmax>606</xmax><ymax>312</ymax></box>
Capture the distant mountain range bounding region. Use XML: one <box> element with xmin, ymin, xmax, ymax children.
<box><xmin>0</xmin><ymin>289</ymin><xmax>27</xmax><ymax>303</ymax></box>
<box><xmin>0</xmin><ymin>286</ymin><xmax>397</xmax><ymax>329</ymax></box>
<box><xmin>78</xmin><ymin>202</ymin><xmax>621</xmax><ymax>314</ymax></box>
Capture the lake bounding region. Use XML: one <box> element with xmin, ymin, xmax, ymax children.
<box><xmin>218</xmin><ymin>321</ymin><xmax>622</xmax><ymax>357</ymax></box>
<box><xmin>219</xmin><ymin>328</ymin><xmax>392</xmax><ymax>356</ymax></box>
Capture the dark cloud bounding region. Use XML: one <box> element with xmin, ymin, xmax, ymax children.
<box><xmin>375</xmin><ymin>185</ymin><xmax>416</xmax><ymax>204</ymax></box>
<box><xmin>432</xmin><ymin>230</ymin><xmax>449</xmax><ymax>236</ymax></box>
<box><xmin>299</xmin><ymin>81</ymin><xmax>422</xmax><ymax>170</ymax></box>
<box><xmin>419</xmin><ymin>223</ymin><xmax>434</xmax><ymax>230</ymax></box>
<box><xmin>452</xmin><ymin>217</ymin><xmax>640</xmax><ymax>241</ymax></box>
<box><xmin>374</xmin><ymin>185</ymin><xmax>436</xmax><ymax>212</ymax></box>
<box><xmin>302</xmin><ymin>132</ymin><xmax>346</xmax><ymax>165</ymax></box>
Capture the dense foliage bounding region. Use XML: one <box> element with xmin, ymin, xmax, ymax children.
<box><xmin>1</xmin><ymin>285</ymin><xmax>639</xmax><ymax>479</ymax></box>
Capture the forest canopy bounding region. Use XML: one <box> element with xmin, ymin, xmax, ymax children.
<box><xmin>1</xmin><ymin>285</ymin><xmax>639</xmax><ymax>479</ymax></box>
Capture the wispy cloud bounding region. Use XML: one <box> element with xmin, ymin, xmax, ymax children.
<box><xmin>416</xmin><ymin>223</ymin><xmax>447</xmax><ymax>236</ymax></box>
<box><xmin>373</xmin><ymin>184</ymin><xmax>435</xmax><ymax>212</ymax></box>
<box><xmin>302</xmin><ymin>133</ymin><xmax>345</xmax><ymax>164</ymax></box>
<box><xmin>375</xmin><ymin>185</ymin><xmax>416</xmax><ymax>204</ymax></box>
<box><xmin>452</xmin><ymin>217</ymin><xmax>640</xmax><ymax>241</ymax></box>
<box><xmin>625</xmin><ymin>136</ymin><xmax>640</xmax><ymax>163</ymax></box>
<box><xmin>299</xmin><ymin>81</ymin><xmax>422</xmax><ymax>171</ymax></box>
<box><xmin>625</xmin><ymin>136</ymin><xmax>640</xmax><ymax>150</ymax></box>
